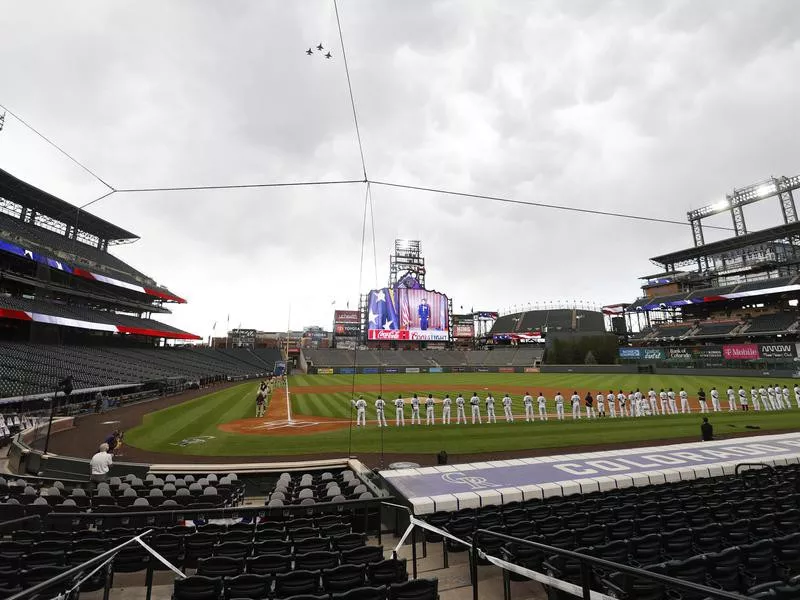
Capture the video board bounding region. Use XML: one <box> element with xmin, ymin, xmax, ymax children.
<box><xmin>366</xmin><ymin>287</ymin><xmax>449</xmax><ymax>341</ymax></box>
<box><xmin>453</xmin><ymin>314</ymin><xmax>475</xmax><ymax>338</ymax></box>
<box><xmin>333</xmin><ymin>310</ymin><xmax>361</xmax><ymax>336</ymax></box>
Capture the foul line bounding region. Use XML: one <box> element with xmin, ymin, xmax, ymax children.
<box><xmin>285</xmin><ymin>377</ymin><xmax>293</xmax><ymax>424</ymax></box>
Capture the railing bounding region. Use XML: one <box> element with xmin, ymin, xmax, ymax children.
<box><xmin>5</xmin><ymin>528</ymin><xmax>154</xmax><ymax>600</ymax></box>
<box><xmin>472</xmin><ymin>528</ymin><xmax>751</xmax><ymax>600</ymax></box>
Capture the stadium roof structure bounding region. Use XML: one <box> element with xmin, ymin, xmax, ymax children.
<box><xmin>651</xmin><ymin>222</ymin><xmax>800</xmax><ymax>270</ymax></box>
<box><xmin>0</xmin><ymin>167</ymin><xmax>138</xmax><ymax>242</ymax></box>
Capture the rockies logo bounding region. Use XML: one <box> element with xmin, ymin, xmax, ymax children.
<box><xmin>441</xmin><ymin>471</ymin><xmax>496</xmax><ymax>491</ymax></box>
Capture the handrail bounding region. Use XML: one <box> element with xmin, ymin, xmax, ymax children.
<box><xmin>0</xmin><ymin>515</ymin><xmax>41</xmax><ymax>532</ymax></box>
<box><xmin>735</xmin><ymin>462</ymin><xmax>775</xmax><ymax>476</ymax></box>
<box><xmin>472</xmin><ymin>528</ymin><xmax>751</xmax><ymax>600</ymax></box>
<box><xmin>5</xmin><ymin>528</ymin><xmax>153</xmax><ymax>600</ymax></box>
<box><xmin>381</xmin><ymin>501</ymin><xmax>418</xmax><ymax>579</ymax></box>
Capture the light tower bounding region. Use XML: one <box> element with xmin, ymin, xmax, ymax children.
<box><xmin>389</xmin><ymin>239</ymin><xmax>426</xmax><ymax>288</ymax></box>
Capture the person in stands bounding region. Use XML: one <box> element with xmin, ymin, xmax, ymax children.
<box><xmin>90</xmin><ymin>443</ymin><xmax>113</xmax><ymax>486</ymax></box>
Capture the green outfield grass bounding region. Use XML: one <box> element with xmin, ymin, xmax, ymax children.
<box><xmin>123</xmin><ymin>372</ymin><xmax>800</xmax><ymax>458</ymax></box>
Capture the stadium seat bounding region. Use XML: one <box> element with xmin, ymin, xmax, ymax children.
<box><xmin>173</xmin><ymin>575</ymin><xmax>223</xmax><ymax>600</ymax></box>
<box><xmin>331</xmin><ymin>586</ymin><xmax>388</xmax><ymax>600</ymax></box>
<box><xmin>322</xmin><ymin>564</ymin><xmax>367</xmax><ymax>593</ymax></box>
<box><xmin>387</xmin><ymin>578</ymin><xmax>438</xmax><ymax>600</ymax></box>
<box><xmin>223</xmin><ymin>573</ymin><xmax>270</xmax><ymax>599</ymax></box>
<box><xmin>274</xmin><ymin>570</ymin><xmax>321</xmax><ymax>597</ymax></box>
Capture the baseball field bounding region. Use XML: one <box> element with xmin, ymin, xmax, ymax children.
<box><xmin>122</xmin><ymin>372</ymin><xmax>800</xmax><ymax>459</ymax></box>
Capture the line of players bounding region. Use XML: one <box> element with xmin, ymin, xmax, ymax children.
<box><xmin>350</xmin><ymin>383</ymin><xmax>800</xmax><ymax>427</ymax></box>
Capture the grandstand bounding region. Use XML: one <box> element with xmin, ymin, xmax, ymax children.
<box><xmin>0</xmin><ymin>169</ymin><xmax>285</xmax><ymax>402</ymax></box>
<box><xmin>617</xmin><ymin>173</ymin><xmax>800</xmax><ymax>365</ymax></box>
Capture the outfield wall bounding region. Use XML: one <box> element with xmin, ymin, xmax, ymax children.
<box><xmin>309</xmin><ymin>366</ymin><xmax>542</xmax><ymax>375</ymax></box>
<box><xmin>309</xmin><ymin>364</ymin><xmax>799</xmax><ymax>377</ymax></box>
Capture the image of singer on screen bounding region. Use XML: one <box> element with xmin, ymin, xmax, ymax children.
<box><xmin>418</xmin><ymin>298</ymin><xmax>430</xmax><ymax>330</ymax></box>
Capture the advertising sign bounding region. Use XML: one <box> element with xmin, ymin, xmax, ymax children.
<box><xmin>339</xmin><ymin>367</ymin><xmax>356</xmax><ymax>375</ymax></box>
<box><xmin>524</xmin><ymin>367</ymin><xmax>540</xmax><ymax>373</ymax></box>
<box><xmin>619</xmin><ymin>347</ymin><xmax>642</xmax><ymax>359</ymax></box>
<box><xmin>668</xmin><ymin>347</ymin><xmax>691</xmax><ymax>360</ymax></box>
<box><xmin>335</xmin><ymin>323</ymin><xmax>361</xmax><ymax>336</ymax></box>
<box><xmin>696</xmin><ymin>346</ymin><xmax>723</xmax><ymax>359</ymax></box>
<box><xmin>498</xmin><ymin>367</ymin><xmax>515</xmax><ymax>373</ymax></box>
<box><xmin>429</xmin><ymin>367</ymin><xmax>443</xmax><ymax>373</ymax></box>
<box><xmin>405</xmin><ymin>367</ymin><xmax>420</xmax><ymax>373</ymax></box>
<box><xmin>367</xmin><ymin>329</ymin><xmax>449</xmax><ymax>341</ymax></box>
<box><xmin>385</xmin><ymin>368</ymin><xmax>399</xmax><ymax>373</ymax></box>
<box><xmin>759</xmin><ymin>343</ymin><xmax>796</xmax><ymax>359</ymax></box>
<box><xmin>451</xmin><ymin>366</ymin><xmax>466</xmax><ymax>373</ymax></box>
<box><xmin>723</xmin><ymin>344</ymin><xmax>760</xmax><ymax>360</ymax></box>
<box><xmin>317</xmin><ymin>368</ymin><xmax>334</xmax><ymax>375</ymax></box>
<box><xmin>642</xmin><ymin>348</ymin><xmax>665</xmax><ymax>360</ymax></box>
<box><xmin>334</xmin><ymin>310</ymin><xmax>361</xmax><ymax>324</ymax></box>
<box><xmin>453</xmin><ymin>324</ymin><xmax>475</xmax><ymax>338</ymax></box>
<box><xmin>362</xmin><ymin>367</ymin><xmax>379</xmax><ymax>374</ymax></box>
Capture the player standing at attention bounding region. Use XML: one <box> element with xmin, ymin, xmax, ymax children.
<box><xmin>738</xmin><ymin>386</ymin><xmax>748</xmax><ymax>412</ymax></box>
<box><xmin>710</xmin><ymin>387</ymin><xmax>721</xmax><ymax>412</ymax></box>
<box><xmin>751</xmin><ymin>386</ymin><xmax>760</xmax><ymax>411</ymax></box>
<box><xmin>502</xmin><ymin>393</ymin><xmax>514</xmax><ymax>423</ymax></box>
<box><xmin>585</xmin><ymin>392</ymin><xmax>596</xmax><ymax>419</ymax></box>
<box><xmin>442</xmin><ymin>394</ymin><xmax>452</xmax><ymax>424</ymax></box>
<box><xmin>470</xmin><ymin>392</ymin><xmax>482</xmax><ymax>424</ymax></box>
<box><xmin>648</xmin><ymin>388</ymin><xmax>658</xmax><ymax>415</ymax></box>
<box><xmin>794</xmin><ymin>384</ymin><xmax>800</xmax><ymax>409</ymax></box>
<box><xmin>411</xmin><ymin>394</ymin><xmax>421</xmax><ymax>425</ymax></box>
<box><xmin>417</xmin><ymin>298</ymin><xmax>431</xmax><ymax>331</ymax></box>
<box><xmin>698</xmin><ymin>388</ymin><xmax>708</xmax><ymax>413</ymax></box>
<box><xmin>523</xmin><ymin>392</ymin><xmax>534</xmax><ymax>422</ymax></box>
<box><xmin>596</xmin><ymin>391</ymin><xmax>606</xmax><ymax>417</ymax></box>
<box><xmin>554</xmin><ymin>391</ymin><xmax>565</xmax><ymax>420</ymax></box>
<box><xmin>634</xmin><ymin>389</ymin><xmax>643</xmax><ymax>417</ymax></box>
<box><xmin>726</xmin><ymin>385</ymin><xmax>736</xmax><ymax>411</ymax></box>
<box><xmin>607</xmin><ymin>390</ymin><xmax>617</xmax><ymax>418</ymax></box>
<box><xmin>485</xmin><ymin>393</ymin><xmax>497</xmax><ymax>424</ymax></box>
<box><xmin>667</xmin><ymin>388</ymin><xmax>678</xmax><ymax>415</ymax></box>
<box><xmin>537</xmin><ymin>392</ymin><xmax>548</xmax><ymax>421</ymax></box>
<box><xmin>255</xmin><ymin>388</ymin><xmax>266</xmax><ymax>417</ymax></box>
<box><xmin>768</xmin><ymin>384</ymin><xmax>779</xmax><ymax>410</ymax></box>
<box><xmin>394</xmin><ymin>395</ymin><xmax>405</xmax><ymax>426</ymax></box>
<box><xmin>352</xmin><ymin>395</ymin><xmax>367</xmax><ymax>427</ymax></box>
<box><xmin>617</xmin><ymin>390</ymin><xmax>627</xmax><ymax>417</ymax></box>
<box><xmin>375</xmin><ymin>395</ymin><xmax>387</xmax><ymax>427</ymax></box>
<box><xmin>456</xmin><ymin>394</ymin><xmax>466</xmax><ymax>424</ymax></box>
<box><xmin>628</xmin><ymin>391</ymin><xmax>638</xmax><ymax>417</ymax></box>
<box><xmin>679</xmin><ymin>388</ymin><xmax>689</xmax><ymax>414</ymax></box>
<box><xmin>425</xmin><ymin>393</ymin><xmax>436</xmax><ymax>425</ymax></box>
<box><xmin>570</xmin><ymin>391</ymin><xmax>581</xmax><ymax>420</ymax></box>
<box><xmin>782</xmin><ymin>384</ymin><xmax>791</xmax><ymax>409</ymax></box>
<box><xmin>658</xmin><ymin>389</ymin><xmax>668</xmax><ymax>416</ymax></box>
<box><xmin>759</xmin><ymin>385</ymin><xmax>768</xmax><ymax>411</ymax></box>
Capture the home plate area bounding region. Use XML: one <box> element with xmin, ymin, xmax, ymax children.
<box><xmin>218</xmin><ymin>415</ymin><xmax>350</xmax><ymax>436</ymax></box>
<box><xmin>255</xmin><ymin>419</ymin><xmax>323</xmax><ymax>431</ymax></box>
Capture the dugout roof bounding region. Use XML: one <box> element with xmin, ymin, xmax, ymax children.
<box><xmin>0</xmin><ymin>168</ymin><xmax>137</xmax><ymax>242</ymax></box>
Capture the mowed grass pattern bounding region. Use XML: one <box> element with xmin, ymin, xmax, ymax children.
<box><xmin>125</xmin><ymin>373</ymin><xmax>800</xmax><ymax>458</ymax></box>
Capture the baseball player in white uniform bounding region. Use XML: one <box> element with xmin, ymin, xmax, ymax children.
<box><xmin>502</xmin><ymin>394</ymin><xmax>514</xmax><ymax>423</ymax></box>
<box><xmin>537</xmin><ymin>393</ymin><xmax>548</xmax><ymax>421</ymax></box>
<box><xmin>375</xmin><ymin>395</ymin><xmax>387</xmax><ymax>427</ymax></box>
<box><xmin>617</xmin><ymin>391</ymin><xmax>627</xmax><ymax>417</ymax></box>
<box><xmin>738</xmin><ymin>387</ymin><xmax>748</xmax><ymax>412</ymax></box>
<box><xmin>607</xmin><ymin>390</ymin><xmax>617</xmax><ymax>418</ymax></box>
<box><xmin>726</xmin><ymin>386</ymin><xmax>736</xmax><ymax>411</ymax></box>
<box><xmin>751</xmin><ymin>387</ymin><xmax>760</xmax><ymax>411</ymax></box>
<box><xmin>667</xmin><ymin>388</ymin><xmax>677</xmax><ymax>414</ymax></box>
<box><xmin>485</xmin><ymin>394</ymin><xmax>497</xmax><ymax>424</ymax></box>
<box><xmin>783</xmin><ymin>385</ymin><xmax>791</xmax><ymax>409</ymax></box>
<box><xmin>659</xmin><ymin>389</ymin><xmax>668</xmax><ymax>415</ymax></box>
<box><xmin>442</xmin><ymin>394</ymin><xmax>452</xmax><ymax>424</ymax></box>
<box><xmin>648</xmin><ymin>388</ymin><xmax>658</xmax><ymax>415</ymax></box>
<box><xmin>394</xmin><ymin>395</ymin><xmax>405</xmax><ymax>426</ymax></box>
<box><xmin>679</xmin><ymin>388</ymin><xmax>689</xmax><ymax>414</ymax></box>
<box><xmin>794</xmin><ymin>385</ymin><xmax>800</xmax><ymax>409</ymax></box>
<box><xmin>352</xmin><ymin>395</ymin><xmax>367</xmax><ymax>427</ymax></box>
<box><xmin>767</xmin><ymin>385</ymin><xmax>777</xmax><ymax>410</ymax></box>
<box><xmin>470</xmin><ymin>393</ymin><xmax>482</xmax><ymax>424</ymax></box>
<box><xmin>456</xmin><ymin>394</ymin><xmax>466</xmax><ymax>424</ymax></box>
<box><xmin>570</xmin><ymin>392</ymin><xmax>581</xmax><ymax>420</ymax></box>
<box><xmin>759</xmin><ymin>386</ymin><xmax>769</xmax><ymax>411</ymax></box>
<box><xmin>523</xmin><ymin>392</ymin><xmax>534</xmax><ymax>422</ymax></box>
<box><xmin>634</xmin><ymin>389</ymin><xmax>643</xmax><ymax>417</ymax></box>
<box><xmin>596</xmin><ymin>391</ymin><xmax>605</xmax><ymax>417</ymax></box>
<box><xmin>425</xmin><ymin>394</ymin><xmax>436</xmax><ymax>425</ymax></box>
<box><xmin>710</xmin><ymin>387</ymin><xmax>721</xmax><ymax>412</ymax></box>
<box><xmin>410</xmin><ymin>394</ymin><xmax>421</xmax><ymax>425</ymax></box>
<box><xmin>554</xmin><ymin>392</ymin><xmax>565</xmax><ymax>420</ymax></box>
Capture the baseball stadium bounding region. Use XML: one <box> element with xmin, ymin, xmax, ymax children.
<box><xmin>4</xmin><ymin>6</ymin><xmax>800</xmax><ymax>600</ymax></box>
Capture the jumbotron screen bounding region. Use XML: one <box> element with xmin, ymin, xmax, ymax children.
<box><xmin>366</xmin><ymin>287</ymin><xmax>449</xmax><ymax>341</ymax></box>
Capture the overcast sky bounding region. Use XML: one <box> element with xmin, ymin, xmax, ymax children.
<box><xmin>2</xmin><ymin>0</ymin><xmax>800</xmax><ymax>338</ymax></box>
